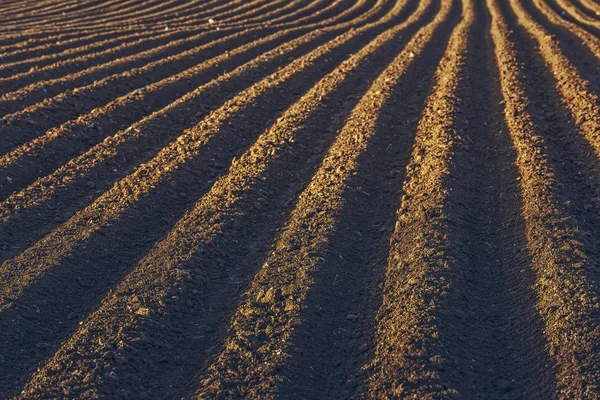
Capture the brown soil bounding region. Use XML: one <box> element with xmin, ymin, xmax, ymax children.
<box><xmin>2</xmin><ymin>0</ymin><xmax>600</xmax><ymax>399</ymax></box>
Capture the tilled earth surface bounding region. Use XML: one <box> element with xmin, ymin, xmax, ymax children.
<box><xmin>1</xmin><ymin>0</ymin><xmax>600</xmax><ymax>398</ymax></box>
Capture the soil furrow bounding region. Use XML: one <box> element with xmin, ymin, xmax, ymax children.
<box><xmin>0</xmin><ymin>27</ymin><xmax>142</xmax><ymax>55</ymax></box>
<box><xmin>0</xmin><ymin>0</ymin><xmax>309</xmax><ymax>89</ymax></box>
<box><xmin>4</xmin><ymin>0</ymin><xmax>195</xmax><ymax>27</ymax></box>
<box><xmin>0</xmin><ymin>30</ymin><xmax>167</xmax><ymax>78</ymax></box>
<box><xmin>7</xmin><ymin>0</ymin><xmax>268</xmax><ymax>34</ymax></box>
<box><xmin>0</xmin><ymin>28</ymin><xmax>158</xmax><ymax>64</ymax></box>
<box><xmin>526</xmin><ymin>0</ymin><xmax>600</xmax><ymax>73</ymax></box>
<box><xmin>0</xmin><ymin>28</ymin><xmax>233</xmax><ymax>109</ymax></box>
<box><xmin>0</xmin><ymin>29</ymin><xmax>205</xmax><ymax>86</ymax></box>
<box><xmin>0</xmin><ymin>1</ymin><xmax>308</xmax><ymax>97</ymax></box>
<box><xmin>510</xmin><ymin>0</ymin><xmax>600</xmax><ymax>156</ymax></box>
<box><xmin>0</xmin><ymin>0</ymin><xmax>361</xmax><ymax>63</ymax></box>
<box><xmin>551</xmin><ymin>0</ymin><xmax>600</xmax><ymax>33</ymax></box>
<box><xmin>3</xmin><ymin>0</ymin><xmax>230</xmax><ymax>30</ymax></box>
<box><xmin>0</xmin><ymin>27</ymin><xmax>253</xmax><ymax>153</ymax></box>
<box><xmin>575</xmin><ymin>0</ymin><xmax>600</xmax><ymax>19</ymax></box>
<box><xmin>508</xmin><ymin>0</ymin><xmax>600</xmax><ymax>301</ymax></box>
<box><xmin>0</xmin><ymin>0</ymin><xmax>132</xmax><ymax>25</ymax></box>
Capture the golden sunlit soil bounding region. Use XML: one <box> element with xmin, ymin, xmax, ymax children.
<box><xmin>1</xmin><ymin>0</ymin><xmax>600</xmax><ymax>398</ymax></box>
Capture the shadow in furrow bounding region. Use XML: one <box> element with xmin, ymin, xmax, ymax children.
<box><xmin>518</xmin><ymin>0</ymin><xmax>600</xmax><ymax>96</ymax></box>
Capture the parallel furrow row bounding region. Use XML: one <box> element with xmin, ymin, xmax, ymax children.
<box><xmin>3</xmin><ymin>0</ymin><xmax>600</xmax><ymax>398</ymax></box>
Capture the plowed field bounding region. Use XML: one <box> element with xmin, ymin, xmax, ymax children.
<box><xmin>2</xmin><ymin>0</ymin><xmax>600</xmax><ymax>398</ymax></box>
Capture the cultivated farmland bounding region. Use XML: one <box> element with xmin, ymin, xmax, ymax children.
<box><xmin>1</xmin><ymin>0</ymin><xmax>600</xmax><ymax>398</ymax></box>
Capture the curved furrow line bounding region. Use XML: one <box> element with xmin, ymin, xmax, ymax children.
<box><xmin>0</xmin><ymin>3</ymin><xmax>300</xmax><ymax>83</ymax></box>
<box><xmin>0</xmin><ymin>2</ymin><xmax>61</xmax><ymax>20</ymax></box>
<box><xmin>194</xmin><ymin>1</ymin><xmax>458</xmax><ymax>398</ymax></box>
<box><xmin>0</xmin><ymin>0</ymin><xmax>304</xmax><ymax>62</ymax></box>
<box><xmin>87</xmin><ymin>0</ymin><xmax>248</xmax><ymax>28</ymax></box>
<box><xmin>202</xmin><ymin>0</ymin><xmax>344</xmax><ymax>32</ymax></box>
<box><xmin>7</xmin><ymin>0</ymin><xmax>101</xmax><ymax>15</ymax></box>
<box><xmin>0</xmin><ymin>29</ymin><xmax>187</xmax><ymax>79</ymax></box>
<box><xmin>432</xmin><ymin>1</ymin><xmax>556</xmax><ymax>396</ymax></box>
<box><xmin>98</xmin><ymin>0</ymin><xmax>278</xmax><ymax>32</ymax></box>
<box><xmin>0</xmin><ymin>25</ymin><xmax>138</xmax><ymax>46</ymax></box>
<box><xmin>0</xmin><ymin>28</ymin><xmax>211</xmax><ymax>86</ymax></box>
<box><xmin>1</xmin><ymin>0</ymin><xmax>187</xmax><ymax>27</ymax></box>
<box><xmin>0</xmin><ymin>1</ymin><xmax>295</xmax><ymax>94</ymax></box>
<box><xmin>3</xmin><ymin>1</ymin><xmax>375</xmax><ymax>158</ymax></box>
<box><xmin>134</xmin><ymin>0</ymin><xmax>330</xmax><ymax>37</ymax></box>
<box><xmin>552</xmin><ymin>0</ymin><xmax>600</xmax><ymax>32</ymax></box>
<box><xmin>0</xmin><ymin>26</ymin><xmax>143</xmax><ymax>55</ymax></box>
<box><xmin>274</xmin><ymin>5</ymin><xmax>465</xmax><ymax>400</ymax></box>
<box><xmin>0</xmin><ymin>0</ymin><xmax>353</xmax><ymax>78</ymax></box>
<box><xmin>0</xmin><ymin>0</ymin><xmax>371</xmax><ymax>189</ymax></box>
<box><xmin>488</xmin><ymin>0</ymin><xmax>600</xmax><ymax>396</ymax></box>
<box><xmin>3</xmin><ymin>2</ymin><xmax>372</xmax><ymax>159</ymax></box>
<box><xmin>0</xmin><ymin>1</ymin><xmax>32</xmax><ymax>14</ymax></box>
<box><xmin>506</xmin><ymin>1</ymin><xmax>600</xmax><ymax>200</ymax></box>
<box><xmin>0</xmin><ymin>0</ymin><xmax>350</xmax><ymax>106</ymax></box>
<box><xmin>0</xmin><ymin>28</ymin><xmax>271</xmax><ymax>113</ymax></box>
<box><xmin>0</xmin><ymin>0</ymin><xmax>82</xmax><ymax>22</ymax></box>
<box><xmin>499</xmin><ymin>2</ymin><xmax>600</xmax><ymax>394</ymax></box>
<box><xmin>3</xmin><ymin>0</ymin><xmax>258</xmax><ymax>34</ymax></box>
<box><xmin>2</xmin><ymin>1</ymin><xmax>412</xmax><ymax>396</ymax></box>
<box><xmin>9</xmin><ymin>1</ymin><xmax>437</xmax><ymax>397</ymax></box>
<box><xmin>0</xmin><ymin>0</ymin><xmax>38</xmax><ymax>12</ymax></box>
<box><xmin>575</xmin><ymin>0</ymin><xmax>600</xmax><ymax>19</ymax></box>
<box><xmin>0</xmin><ymin>0</ymin><xmax>221</xmax><ymax>31</ymax></box>
<box><xmin>0</xmin><ymin>28</ymin><xmax>229</xmax><ymax>112</ymax></box>
<box><xmin>0</xmin><ymin>0</ymin><xmax>244</xmax><ymax>42</ymax></box>
<box><xmin>178</xmin><ymin>0</ymin><xmax>368</xmax><ymax>31</ymax></box>
<box><xmin>370</xmin><ymin>0</ymin><xmax>557</xmax><ymax>396</ymax></box>
<box><xmin>0</xmin><ymin>12</ymin><xmax>174</xmax><ymax>45</ymax></box>
<box><xmin>268</xmin><ymin>0</ymin><xmax>373</xmax><ymax>28</ymax></box>
<box><xmin>0</xmin><ymin>0</ymin><xmax>238</xmax><ymax>63</ymax></box>
<box><xmin>208</xmin><ymin>0</ymin><xmax>315</xmax><ymax>27</ymax></box>
<box><xmin>0</xmin><ymin>0</ymin><xmax>119</xmax><ymax>23</ymax></box>
<box><xmin>0</xmin><ymin>0</ymin><xmax>375</xmax><ymax>133</ymax></box>
<box><xmin>516</xmin><ymin>0</ymin><xmax>600</xmax><ymax>96</ymax></box>
<box><xmin>0</xmin><ymin>3</ymin><xmax>265</xmax><ymax>50</ymax></box>
<box><xmin>531</xmin><ymin>0</ymin><xmax>600</xmax><ymax>52</ymax></box>
<box><xmin>31</xmin><ymin>0</ymin><xmax>142</xmax><ymax>19</ymax></box>
<box><xmin>0</xmin><ymin>27</ymin><xmax>156</xmax><ymax>62</ymax></box>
